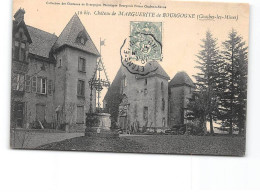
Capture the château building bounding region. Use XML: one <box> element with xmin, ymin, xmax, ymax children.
<box><xmin>11</xmin><ymin>8</ymin><xmax>99</xmax><ymax>131</ymax></box>
<box><xmin>103</xmin><ymin>62</ymin><xmax>195</xmax><ymax>131</ymax></box>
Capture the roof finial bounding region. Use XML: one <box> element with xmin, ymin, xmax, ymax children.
<box><xmin>14</xmin><ymin>8</ymin><xmax>25</xmax><ymax>23</ymax></box>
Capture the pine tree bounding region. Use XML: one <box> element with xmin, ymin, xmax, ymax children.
<box><xmin>220</xmin><ymin>29</ymin><xmax>248</xmax><ymax>135</ymax></box>
<box><xmin>193</xmin><ymin>31</ymin><xmax>221</xmax><ymax>134</ymax></box>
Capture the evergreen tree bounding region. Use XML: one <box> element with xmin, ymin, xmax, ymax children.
<box><xmin>193</xmin><ymin>31</ymin><xmax>221</xmax><ymax>134</ymax></box>
<box><xmin>220</xmin><ymin>29</ymin><xmax>248</xmax><ymax>135</ymax></box>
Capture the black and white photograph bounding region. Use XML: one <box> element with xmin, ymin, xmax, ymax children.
<box><xmin>10</xmin><ymin>0</ymin><xmax>249</xmax><ymax>156</ymax></box>
<box><xmin>1</xmin><ymin>0</ymin><xmax>260</xmax><ymax>192</ymax></box>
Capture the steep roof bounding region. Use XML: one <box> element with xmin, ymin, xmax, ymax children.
<box><xmin>27</xmin><ymin>25</ymin><xmax>57</xmax><ymax>58</ymax></box>
<box><xmin>103</xmin><ymin>66</ymin><xmax>123</xmax><ymax>102</ymax></box>
<box><xmin>52</xmin><ymin>14</ymin><xmax>100</xmax><ymax>56</ymax></box>
<box><xmin>169</xmin><ymin>71</ymin><xmax>195</xmax><ymax>87</ymax></box>
<box><xmin>136</xmin><ymin>60</ymin><xmax>170</xmax><ymax>80</ymax></box>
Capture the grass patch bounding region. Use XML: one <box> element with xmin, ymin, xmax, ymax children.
<box><xmin>37</xmin><ymin>135</ymin><xmax>245</xmax><ymax>156</ymax></box>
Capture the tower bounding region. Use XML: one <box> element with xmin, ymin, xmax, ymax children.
<box><xmin>168</xmin><ymin>71</ymin><xmax>195</xmax><ymax>127</ymax></box>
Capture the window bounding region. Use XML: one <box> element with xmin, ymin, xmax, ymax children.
<box><xmin>25</xmin><ymin>75</ymin><xmax>31</xmax><ymax>92</ymax></box>
<box><xmin>48</xmin><ymin>80</ymin><xmax>53</xmax><ymax>95</ymax></box>
<box><xmin>58</xmin><ymin>59</ymin><xmax>62</xmax><ymax>67</ymax></box>
<box><xmin>20</xmin><ymin>43</ymin><xmax>26</xmax><ymax>62</ymax></box>
<box><xmin>144</xmin><ymin>78</ymin><xmax>147</xmax><ymax>86</ymax></box>
<box><xmin>14</xmin><ymin>102</ymin><xmax>24</xmax><ymax>127</ymax></box>
<box><xmin>13</xmin><ymin>40</ymin><xmax>27</xmax><ymax>62</ymax></box>
<box><xmin>40</xmin><ymin>63</ymin><xmax>46</xmax><ymax>71</ymax></box>
<box><xmin>162</xmin><ymin>118</ymin><xmax>166</xmax><ymax>127</ymax></box>
<box><xmin>80</xmin><ymin>37</ymin><xmax>85</xmax><ymax>45</ymax></box>
<box><xmin>77</xmin><ymin>80</ymin><xmax>85</xmax><ymax>97</ymax></box>
<box><xmin>77</xmin><ymin>106</ymin><xmax>84</xmax><ymax>123</ymax></box>
<box><xmin>78</xmin><ymin>57</ymin><xmax>86</xmax><ymax>72</ymax></box>
<box><xmin>143</xmin><ymin>106</ymin><xmax>148</xmax><ymax>121</ymax></box>
<box><xmin>41</xmin><ymin>78</ymin><xmax>47</xmax><ymax>94</ymax></box>
<box><xmin>76</xmin><ymin>31</ymin><xmax>88</xmax><ymax>45</ymax></box>
<box><xmin>162</xmin><ymin>98</ymin><xmax>165</xmax><ymax>111</ymax></box>
<box><xmin>12</xmin><ymin>73</ymin><xmax>25</xmax><ymax>91</ymax></box>
<box><xmin>37</xmin><ymin>77</ymin><xmax>47</xmax><ymax>94</ymax></box>
<box><xmin>161</xmin><ymin>82</ymin><xmax>164</xmax><ymax>91</ymax></box>
<box><xmin>31</xmin><ymin>76</ymin><xmax>37</xmax><ymax>92</ymax></box>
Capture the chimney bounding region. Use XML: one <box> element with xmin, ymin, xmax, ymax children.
<box><xmin>14</xmin><ymin>8</ymin><xmax>25</xmax><ymax>23</ymax></box>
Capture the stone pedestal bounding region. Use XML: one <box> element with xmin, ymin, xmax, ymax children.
<box><xmin>85</xmin><ymin>113</ymin><xmax>118</xmax><ymax>137</ymax></box>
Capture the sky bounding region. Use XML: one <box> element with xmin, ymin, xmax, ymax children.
<box><xmin>13</xmin><ymin>0</ymin><xmax>249</xmax><ymax>103</ymax></box>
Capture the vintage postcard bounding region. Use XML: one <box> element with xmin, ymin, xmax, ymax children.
<box><xmin>10</xmin><ymin>0</ymin><xmax>249</xmax><ymax>156</ymax></box>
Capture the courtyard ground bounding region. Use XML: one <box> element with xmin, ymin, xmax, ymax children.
<box><xmin>10</xmin><ymin>129</ymin><xmax>84</xmax><ymax>149</ymax></box>
<box><xmin>37</xmin><ymin>134</ymin><xmax>245</xmax><ymax>156</ymax></box>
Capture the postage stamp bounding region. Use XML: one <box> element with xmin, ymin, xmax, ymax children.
<box><xmin>120</xmin><ymin>21</ymin><xmax>163</xmax><ymax>76</ymax></box>
<box><xmin>130</xmin><ymin>21</ymin><xmax>162</xmax><ymax>62</ymax></box>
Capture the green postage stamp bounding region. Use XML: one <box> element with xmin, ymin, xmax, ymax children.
<box><xmin>130</xmin><ymin>21</ymin><xmax>162</xmax><ymax>63</ymax></box>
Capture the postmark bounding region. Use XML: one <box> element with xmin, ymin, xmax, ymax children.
<box><xmin>120</xmin><ymin>21</ymin><xmax>163</xmax><ymax>76</ymax></box>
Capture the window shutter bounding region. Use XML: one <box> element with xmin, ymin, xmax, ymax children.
<box><xmin>25</xmin><ymin>75</ymin><xmax>31</xmax><ymax>92</ymax></box>
<box><xmin>78</xmin><ymin>57</ymin><xmax>80</xmax><ymax>71</ymax></box>
<box><xmin>48</xmin><ymin>80</ymin><xmax>52</xmax><ymax>95</ymax></box>
<box><xmin>83</xmin><ymin>59</ymin><xmax>86</xmax><ymax>72</ymax></box>
<box><xmin>12</xmin><ymin>73</ymin><xmax>18</xmax><ymax>90</ymax></box>
<box><xmin>37</xmin><ymin>77</ymin><xmax>41</xmax><ymax>93</ymax></box>
<box><xmin>31</xmin><ymin>76</ymin><xmax>37</xmax><ymax>92</ymax></box>
<box><xmin>77</xmin><ymin>80</ymin><xmax>80</xmax><ymax>96</ymax></box>
<box><xmin>19</xmin><ymin>75</ymin><xmax>25</xmax><ymax>91</ymax></box>
<box><xmin>82</xmin><ymin>81</ymin><xmax>85</xmax><ymax>96</ymax></box>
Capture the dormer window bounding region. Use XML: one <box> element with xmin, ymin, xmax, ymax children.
<box><xmin>80</xmin><ymin>37</ymin><xmax>85</xmax><ymax>45</ymax></box>
<box><xmin>76</xmin><ymin>30</ymin><xmax>88</xmax><ymax>45</ymax></box>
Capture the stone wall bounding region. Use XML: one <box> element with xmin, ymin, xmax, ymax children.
<box><xmin>21</xmin><ymin>57</ymin><xmax>56</xmax><ymax>128</ymax></box>
<box><xmin>55</xmin><ymin>47</ymin><xmax>98</xmax><ymax>130</ymax></box>
<box><xmin>168</xmin><ymin>85</ymin><xmax>194</xmax><ymax>127</ymax></box>
<box><xmin>120</xmin><ymin>66</ymin><xmax>168</xmax><ymax>128</ymax></box>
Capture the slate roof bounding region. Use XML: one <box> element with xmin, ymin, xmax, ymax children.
<box><xmin>52</xmin><ymin>14</ymin><xmax>100</xmax><ymax>56</ymax></box>
<box><xmin>169</xmin><ymin>71</ymin><xmax>195</xmax><ymax>87</ymax></box>
<box><xmin>136</xmin><ymin>60</ymin><xmax>170</xmax><ymax>80</ymax></box>
<box><xmin>27</xmin><ymin>25</ymin><xmax>57</xmax><ymax>58</ymax></box>
<box><xmin>103</xmin><ymin>66</ymin><xmax>123</xmax><ymax>102</ymax></box>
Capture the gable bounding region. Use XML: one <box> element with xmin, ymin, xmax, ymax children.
<box><xmin>13</xmin><ymin>20</ymin><xmax>32</xmax><ymax>44</ymax></box>
<box><xmin>52</xmin><ymin>14</ymin><xmax>100</xmax><ymax>56</ymax></box>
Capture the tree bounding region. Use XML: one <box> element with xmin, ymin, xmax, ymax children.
<box><xmin>220</xmin><ymin>29</ymin><xmax>248</xmax><ymax>135</ymax></box>
<box><xmin>193</xmin><ymin>31</ymin><xmax>222</xmax><ymax>134</ymax></box>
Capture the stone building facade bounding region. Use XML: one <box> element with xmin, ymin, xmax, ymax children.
<box><xmin>104</xmin><ymin>65</ymin><xmax>195</xmax><ymax>131</ymax></box>
<box><xmin>11</xmin><ymin>9</ymin><xmax>99</xmax><ymax>131</ymax></box>
<box><xmin>168</xmin><ymin>71</ymin><xmax>195</xmax><ymax>127</ymax></box>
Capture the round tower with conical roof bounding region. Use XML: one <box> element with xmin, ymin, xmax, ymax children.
<box><xmin>168</xmin><ymin>71</ymin><xmax>195</xmax><ymax>127</ymax></box>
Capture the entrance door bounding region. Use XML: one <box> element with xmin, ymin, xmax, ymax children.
<box><xmin>14</xmin><ymin>102</ymin><xmax>24</xmax><ymax>128</ymax></box>
<box><xmin>119</xmin><ymin>116</ymin><xmax>127</xmax><ymax>131</ymax></box>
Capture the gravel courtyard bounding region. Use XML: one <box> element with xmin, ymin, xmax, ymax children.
<box><xmin>37</xmin><ymin>134</ymin><xmax>245</xmax><ymax>156</ymax></box>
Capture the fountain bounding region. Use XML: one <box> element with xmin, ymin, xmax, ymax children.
<box><xmin>85</xmin><ymin>41</ymin><xmax>117</xmax><ymax>137</ymax></box>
